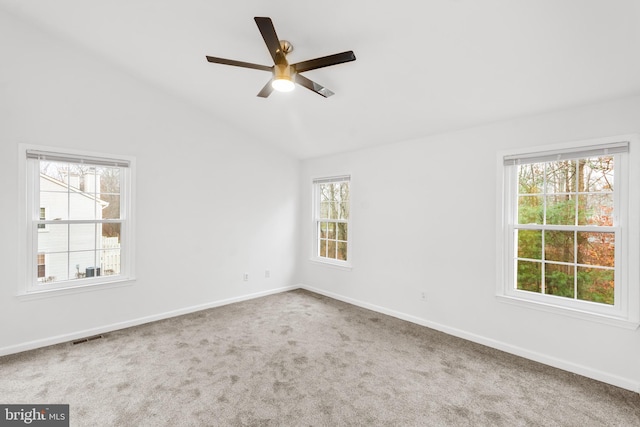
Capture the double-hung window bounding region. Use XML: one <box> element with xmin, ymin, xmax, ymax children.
<box><xmin>22</xmin><ymin>146</ymin><xmax>135</xmax><ymax>294</ymax></box>
<box><xmin>498</xmin><ymin>136</ymin><xmax>639</xmax><ymax>327</ymax></box>
<box><xmin>313</xmin><ymin>176</ymin><xmax>351</xmax><ymax>267</ymax></box>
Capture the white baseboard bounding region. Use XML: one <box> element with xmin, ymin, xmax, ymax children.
<box><xmin>3</xmin><ymin>282</ymin><xmax>638</xmax><ymax>394</ymax></box>
<box><xmin>298</xmin><ymin>283</ymin><xmax>640</xmax><ymax>394</ymax></box>
<box><xmin>0</xmin><ymin>285</ymin><xmax>299</xmax><ymax>357</ymax></box>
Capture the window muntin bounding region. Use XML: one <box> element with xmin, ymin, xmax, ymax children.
<box><xmin>25</xmin><ymin>148</ymin><xmax>133</xmax><ymax>293</ymax></box>
<box><xmin>313</xmin><ymin>176</ymin><xmax>350</xmax><ymax>265</ymax></box>
<box><xmin>500</xmin><ymin>138</ymin><xmax>639</xmax><ymax>326</ymax></box>
<box><xmin>515</xmin><ymin>157</ymin><xmax>616</xmax><ymax>304</ymax></box>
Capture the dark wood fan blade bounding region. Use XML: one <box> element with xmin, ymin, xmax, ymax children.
<box><xmin>206</xmin><ymin>56</ymin><xmax>272</xmax><ymax>72</ymax></box>
<box><xmin>257</xmin><ymin>79</ymin><xmax>274</xmax><ymax>98</ymax></box>
<box><xmin>254</xmin><ymin>17</ymin><xmax>286</xmax><ymax>65</ymax></box>
<box><xmin>295</xmin><ymin>74</ymin><xmax>334</xmax><ymax>98</ymax></box>
<box><xmin>292</xmin><ymin>51</ymin><xmax>356</xmax><ymax>73</ymax></box>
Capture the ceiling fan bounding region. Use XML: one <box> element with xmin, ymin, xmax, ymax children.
<box><xmin>206</xmin><ymin>17</ymin><xmax>356</xmax><ymax>98</ymax></box>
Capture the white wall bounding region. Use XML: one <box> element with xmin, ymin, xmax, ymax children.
<box><xmin>2</xmin><ymin>6</ymin><xmax>639</xmax><ymax>395</ymax></box>
<box><xmin>298</xmin><ymin>95</ymin><xmax>640</xmax><ymax>392</ymax></box>
<box><xmin>0</xmin><ymin>10</ymin><xmax>299</xmax><ymax>353</ymax></box>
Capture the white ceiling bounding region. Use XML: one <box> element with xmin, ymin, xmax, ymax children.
<box><xmin>2</xmin><ymin>1</ymin><xmax>640</xmax><ymax>159</ymax></box>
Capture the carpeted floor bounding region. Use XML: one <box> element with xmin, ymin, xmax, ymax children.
<box><xmin>1</xmin><ymin>289</ymin><xmax>639</xmax><ymax>426</ymax></box>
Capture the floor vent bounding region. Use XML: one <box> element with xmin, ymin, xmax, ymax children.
<box><xmin>72</xmin><ymin>334</ymin><xmax>105</xmax><ymax>345</ymax></box>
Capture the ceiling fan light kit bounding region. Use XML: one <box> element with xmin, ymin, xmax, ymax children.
<box><xmin>272</xmin><ymin>63</ymin><xmax>295</xmax><ymax>92</ymax></box>
<box><xmin>206</xmin><ymin>17</ymin><xmax>356</xmax><ymax>98</ymax></box>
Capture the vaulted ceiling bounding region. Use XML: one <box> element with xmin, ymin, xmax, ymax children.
<box><xmin>2</xmin><ymin>1</ymin><xmax>640</xmax><ymax>158</ymax></box>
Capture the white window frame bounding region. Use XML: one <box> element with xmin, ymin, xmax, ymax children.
<box><xmin>18</xmin><ymin>144</ymin><xmax>136</xmax><ymax>297</ymax></box>
<box><xmin>496</xmin><ymin>135</ymin><xmax>640</xmax><ymax>329</ymax></box>
<box><xmin>311</xmin><ymin>175</ymin><xmax>352</xmax><ymax>269</ymax></box>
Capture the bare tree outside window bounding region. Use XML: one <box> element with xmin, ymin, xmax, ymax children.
<box><xmin>515</xmin><ymin>156</ymin><xmax>615</xmax><ymax>304</ymax></box>
<box><xmin>315</xmin><ymin>177</ymin><xmax>350</xmax><ymax>263</ymax></box>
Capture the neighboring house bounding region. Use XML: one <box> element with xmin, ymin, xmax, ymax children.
<box><xmin>38</xmin><ymin>172</ymin><xmax>118</xmax><ymax>282</ymax></box>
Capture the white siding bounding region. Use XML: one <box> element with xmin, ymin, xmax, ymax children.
<box><xmin>37</xmin><ymin>176</ymin><xmax>105</xmax><ymax>281</ymax></box>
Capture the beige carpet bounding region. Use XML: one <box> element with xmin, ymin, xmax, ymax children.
<box><xmin>1</xmin><ymin>289</ymin><xmax>639</xmax><ymax>426</ymax></box>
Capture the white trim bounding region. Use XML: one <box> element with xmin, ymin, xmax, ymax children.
<box><xmin>297</xmin><ymin>283</ymin><xmax>640</xmax><ymax>393</ymax></box>
<box><xmin>311</xmin><ymin>173</ymin><xmax>353</xmax><ymax>268</ymax></box>
<box><xmin>3</xmin><ymin>282</ymin><xmax>638</xmax><ymax>394</ymax></box>
<box><xmin>16</xmin><ymin>278</ymin><xmax>135</xmax><ymax>301</ymax></box>
<box><xmin>495</xmin><ymin>134</ymin><xmax>640</xmax><ymax>326</ymax></box>
<box><xmin>0</xmin><ymin>285</ymin><xmax>298</xmax><ymax>357</ymax></box>
<box><xmin>18</xmin><ymin>143</ymin><xmax>137</xmax><ymax>295</ymax></box>
<box><xmin>308</xmin><ymin>257</ymin><xmax>353</xmax><ymax>271</ymax></box>
<box><xmin>496</xmin><ymin>295</ymin><xmax>639</xmax><ymax>329</ymax></box>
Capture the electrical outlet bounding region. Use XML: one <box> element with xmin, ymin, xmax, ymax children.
<box><xmin>420</xmin><ymin>292</ymin><xmax>427</xmax><ymax>302</ymax></box>
<box><xmin>265</xmin><ymin>270</ymin><xmax>270</xmax><ymax>279</ymax></box>
<box><xmin>243</xmin><ymin>273</ymin><xmax>249</xmax><ymax>281</ymax></box>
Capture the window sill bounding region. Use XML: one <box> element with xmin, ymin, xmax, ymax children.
<box><xmin>309</xmin><ymin>258</ymin><xmax>352</xmax><ymax>271</ymax></box>
<box><xmin>496</xmin><ymin>294</ymin><xmax>639</xmax><ymax>330</ymax></box>
<box><xmin>17</xmin><ymin>277</ymin><xmax>135</xmax><ymax>301</ymax></box>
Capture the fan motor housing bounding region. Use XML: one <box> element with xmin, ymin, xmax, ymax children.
<box><xmin>279</xmin><ymin>40</ymin><xmax>293</xmax><ymax>55</ymax></box>
<box><xmin>274</xmin><ymin>63</ymin><xmax>294</xmax><ymax>81</ymax></box>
